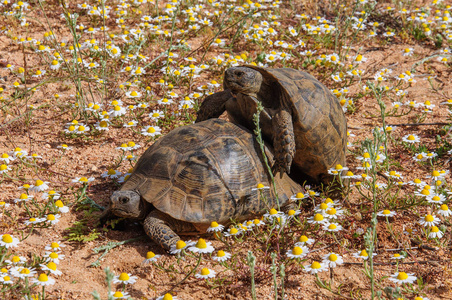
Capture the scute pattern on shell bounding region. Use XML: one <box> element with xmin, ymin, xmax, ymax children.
<box><xmin>247</xmin><ymin>66</ymin><xmax>347</xmax><ymax>182</ymax></box>
<box><xmin>121</xmin><ymin>119</ymin><xmax>301</xmax><ymax>224</ymax></box>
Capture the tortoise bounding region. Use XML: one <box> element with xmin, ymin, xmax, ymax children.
<box><xmin>100</xmin><ymin>119</ymin><xmax>301</xmax><ymax>251</ymax></box>
<box><xmin>196</xmin><ymin>66</ymin><xmax>347</xmax><ymax>184</ymax></box>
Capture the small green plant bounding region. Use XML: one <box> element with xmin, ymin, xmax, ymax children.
<box><xmin>65</xmin><ymin>220</ymin><xmax>101</xmax><ymax>243</ymax></box>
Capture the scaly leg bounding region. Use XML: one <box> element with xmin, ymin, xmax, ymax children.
<box><xmin>195</xmin><ymin>90</ymin><xmax>232</xmax><ymax>122</ymax></box>
<box><xmin>271</xmin><ymin>109</ymin><xmax>296</xmax><ymax>177</ymax></box>
<box><xmin>143</xmin><ymin>210</ymin><xmax>197</xmax><ymax>251</ymax></box>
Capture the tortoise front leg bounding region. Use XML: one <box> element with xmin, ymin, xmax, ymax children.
<box><xmin>143</xmin><ymin>210</ymin><xmax>197</xmax><ymax>251</ymax></box>
<box><xmin>271</xmin><ymin>109</ymin><xmax>296</xmax><ymax>177</ymax></box>
<box><xmin>195</xmin><ymin>90</ymin><xmax>232</xmax><ymax>122</ymax></box>
<box><xmin>99</xmin><ymin>205</ymin><xmax>114</xmax><ymax>226</ymax></box>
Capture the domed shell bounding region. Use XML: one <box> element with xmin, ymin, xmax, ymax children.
<box><xmin>120</xmin><ymin>119</ymin><xmax>301</xmax><ymax>224</ymax></box>
<box><xmin>246</xmin><ymin>66</ymin><xmax>347</xmax><ymax>182</ymax></box>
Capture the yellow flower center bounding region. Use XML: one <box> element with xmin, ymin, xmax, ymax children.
<box><xmin>292</xmin><ymin>246</ymin><xmax>303</xmax><ymax>256</ymax></box>
<box><xmin>217</xmin><ymin>250</ymin><xmax>225</xmax><ymax>257</ymax></box>
<box><xmin>113</xmin><ymin>292</ymin><xmax>124</xmax><ymax>297</ymax></box>
<box><xmin>432</xmin><ymin>170</ymin><xmax>440</xmax><ymax>177</ymax></box>
<box><xmin>147</xmin><ymin>127</ymin><xmax>156</xmax><ymax>133</ymax></box>
<box><xmin>360</xmin><ymin>250</ymin><xmax>368</xmax><ymax>257</ymax></box>
<box><xmin>440</xmin><ymin>204</ymin><xmax>449</xmax><ymax>211</ymax></box>
<box><xmin>326</xmin><ymin>208</ymin><xmax>337</xmax><ymax>215</ymax></box>
<box><xmin>210</xmin><ymin>221</ymin><xmax>219</xmax><ymax>228</ymax></box>
<box><xmin>51</xmin><ymin>242</ymin><xmax>59</xmax><ymax>249</ymax></box>
<box><xmin>20</xmin><ymin>268</ymin><xmax>30</xmax><ymax>274</ymax></box>
<box><xmin>2</xmin><ymin>234</ymin><xmax>13</xmax><ymax>243</ymax></box>
<box><xmin>299</xmin><ymin>235</ymin><xmax>308</xmax><ymax>243</ymax></box>
<box><xmin>421</xmin><ymin>189</ymin><xmax>430</xmax><ymax>196</ymax></box>
<box><xmin>311</xmin><ymin>261</ymin><xmax>322</xmax><ymax>269</ymax></box>
<box><xmin>393</xmin><ymin>253</ymin><xmax>400</xmax><ymax>258</ymax></box>
<box><xmin>146</xmin><ymin>251</ymin><xmax>155</xmax><ymax>259</ymax></box>
<box><xmin>20</xmin><ymin>193</ymin><xmax>28</xmax><ymax>200</ymax></box>
<box><xmin>176</xmin><ymin>240</ymin><xmax>186</xmax><ymax>250</ymax></box>
<box><xmin>47</xmin><ymin>214</ymin><xmax>55</xmax><ymax>221</ymax></box>
<box><xmin>424</xmin><ymin>215</ymin><xmax>434</xmax><ymax>222</ymax></box>
<box><xmin>114</xmin><ymin>105</ymin><xmax>121</xmax><ymax>111</ymax></box>
<box><xmin>162</xmin><ymin>293</ymin><xmax>173</xmax><ymax>300</ymax></box>
<box><xmin>49</xmin><ymin>252</ymin><xmax>58</xmax><ymax>259</ymax></box>
<box><xmin>269</xmin><ymin>208</ymin><xmax>278</xmax><ymax>215</ymax></box>
<box><xmin>3</xmin><ymin>276</ymin><xmax>10</xmax><ymax>281</ymax></box>
<box><xmin>288</xmin><ymin>210</ymin><xmax>296</xmax><ymax>216</ymax></box>
<box><xmin>335</xmin><ymin>164</ymin><xmax>343</xmax><ymax>170</ymax></box>
<box><xmin>329</xmin><ymin>254</ymin><xmax>338</xmax><ymax>261</ymax></box>
<box><xmin>196</xmin><ymin>238</ymin><xmax>207</xmax><ymax>249</ymax></box>
<box><xmin>431</xmin><ymin>226</ymin><xmax>439</xmax><ymax>233</ymax></box>
<box><xmin>257</xmin><ymin>183</ymin><xmax>265</xmax><ymax>189</ymax></box>
<box><xmin>407</xmin><ymin>135</ymin><xmax>415</xmax><ymax>141</ymax></box>
<box><xmin>397</xmin><ymin>272</ymin><xmax>408</xmax><ymax>280</ymax></box>
<box><xmin>346</xmin><ymin>171</ymin><xmax>354</xmax><ymax>176</ymax></box>
<box><xmin>118</xmin><ymin>273</ymin><xmax>130</xmax><ymax>281</ymax></box>
<box><xmin>432</xmin><ymin>196</ymin><xmax>440</xmax><ymax>202</ymax></box>
<box><xmin>328</xmin><ymin>224</ymin><xmax>337</xmax><ymax>230</ymax></box>
<box><xmin>47</xmin><ymin>262</ymin><xmax>57</xmax><ymax>271</ymax></box>
<box><xmin>201</xmin><ymin>268</ymin><xmax>210</xmax><ymax>275</ymax></box>
<box><xmin>319</xmin><ymin>203</ymin><xmax>328</xmax><ymax>210</ymax></box>
<box><xmin>314</xmin><ymin>214</ymin><xmax>324</xmax><ymax>222</ymax></box>
<box><xmin>296</xmin><ymin>192</ymin><xmax>304</xmax><ymax>198</ymax></box>
<box><xmin>383</xmin><ymin>210</ymin><xmax>391</xmax><ymax>215</ymax></box>
<box><xmin>35</xmin><ymin>180</ymin><xmax>43</xmax><ymax>186</ymax></box>
<box><xmin>12</xmin><ymin>256</ymin><xmax>20</xmax><ymax>263</ymax></box>
<box><xmin>230</xmin><ymin>228</ymin><xmax>238</xmax><ymax>235</ymax></box>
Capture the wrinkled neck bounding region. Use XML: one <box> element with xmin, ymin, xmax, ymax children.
<box><xmin>256</xmin><ymin>80</ymin><xmax>281</xmax><ymax>109</ymax></box>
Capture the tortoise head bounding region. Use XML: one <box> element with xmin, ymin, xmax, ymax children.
<box><xmin>224</xmin><ymin>67</ymin><xmax>263</xmax><ymax>96</ymax></box>
<box><xmin>110</xmin><ymin>190</ymin><xmax>147</xmax><ymax>219</ymax></box>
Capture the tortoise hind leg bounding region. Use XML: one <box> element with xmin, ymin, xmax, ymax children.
<box><xmin>195</xmin><ymin>90</ymin><xmax>231</xmax><ymax>122</ymax></box>
<box><xmin>271</xmin><ymin>109</ymin><xmax>296</xmax><ymax>177</ymax></box>
<box><xmin>143</xmin><ymin>210</ymin><xmax>198</xmax><ymax>251</ymax></box>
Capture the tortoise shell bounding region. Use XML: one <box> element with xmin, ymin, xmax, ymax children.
<box><xmin>235</xmin><ymin>66</ymin><xmax>347</xmax><ymax>183</ymax></box>
<box><xmin>120</xmin><ymin>119</ymin><xmax>301</xmax><ymax>224</ymax></box>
